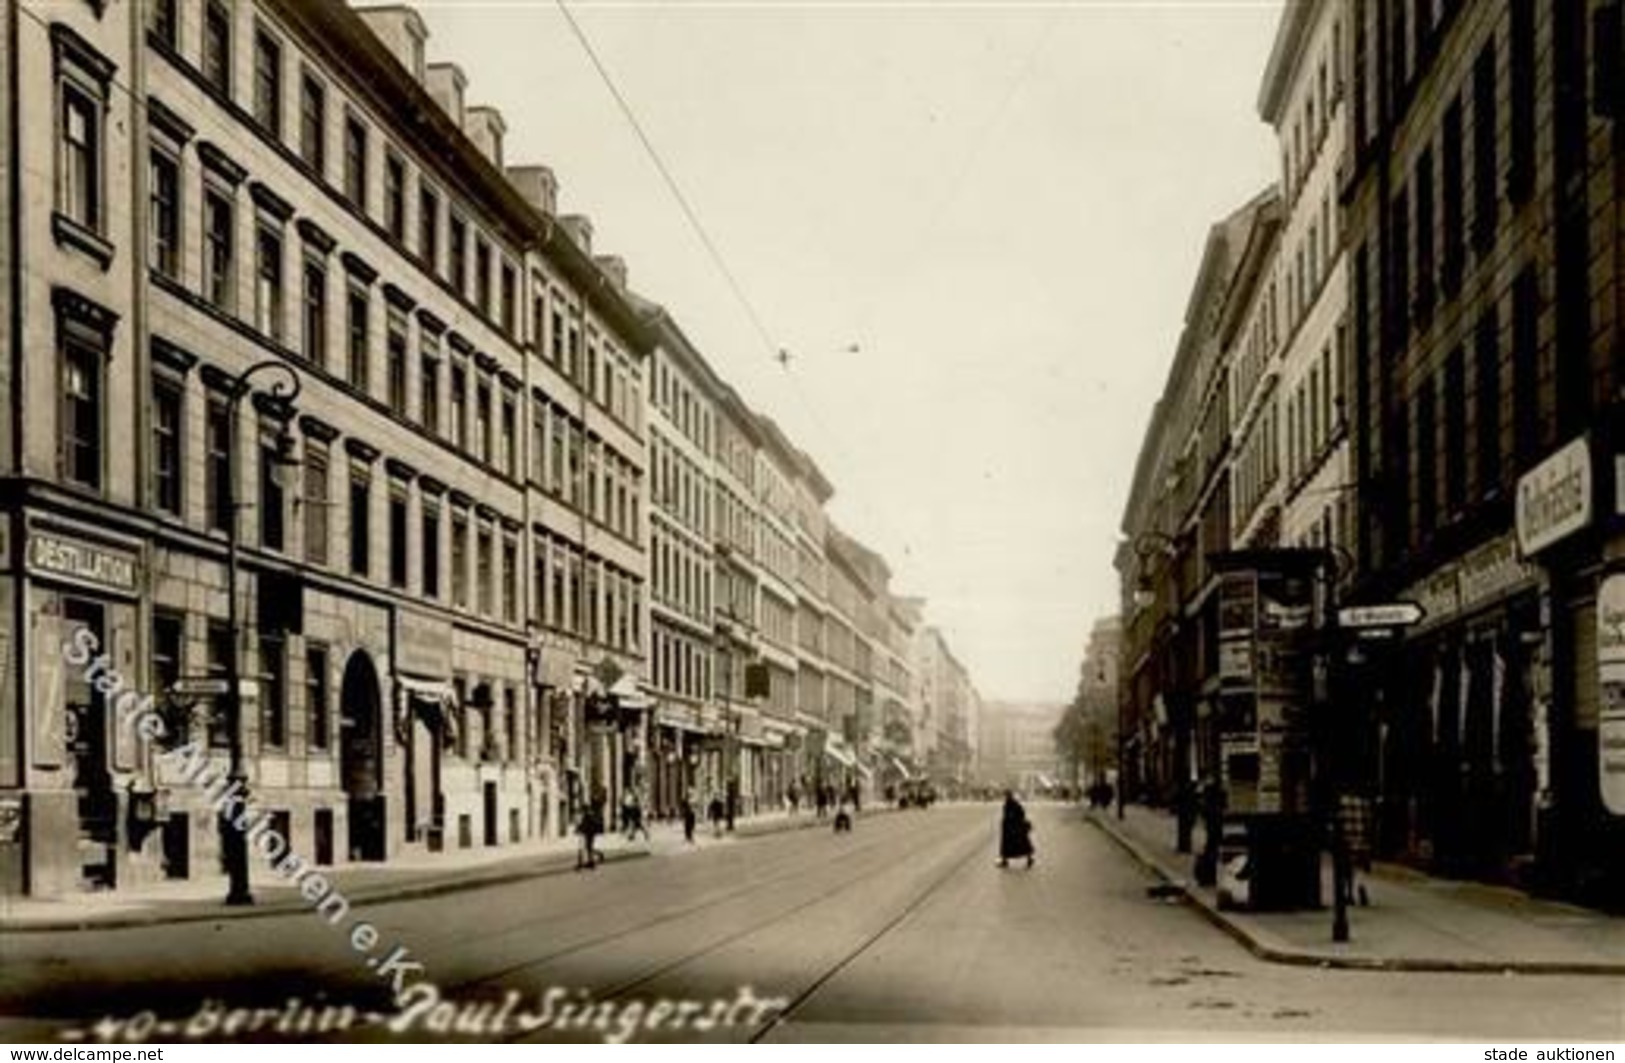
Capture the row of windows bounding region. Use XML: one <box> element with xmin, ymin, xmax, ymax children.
<box><xmin>1282</xmin><ymin>13</ymin><xmax>1345</xmax><ymax>206</ymax></box>
<box><xmin>1232</xmin><ymin>404</ymin><xmax>1281</xmax><ymax>538</ymax></box>
<box><xmin>538</xmin><ymin>298</ymin><xmax>643</xmax><ymax>438</ymax></box>
<box><xmin>1386</xmin><ymin>29</ymin><xmax>1533</xmax><ymax>351</ymax></box>
<box><xmin>650</xmin><ymin>428</ymin><xmax>710</xmax><ymax>539</ymax></box>
<box><xmin>651</xmin><ymin>518</ymin><xmax>712</xmax><ymax>626</ymax></box>
<box><xmin>715</xmin><ymin>481</ymin><xmax>756</xmax><ymax>560</ymax></box>
<box><xmin>534</xmin><ymin>395</ymin><xmax>643</xmax><ymax>544</ymax></box>
<box><xmin>1285</xmin><ymin>329</ymin><xmax>1347</xmax><ymax>491</ymax></box>
<box><xmin>150</xmin><ymin>0</ymin><xmax>525</xmax><ymax>343</ymax></box>
<box><xmin>533</xmin><ymin>534</ymin><xmax>643</xmax><ymax>653</ymax></box>
<box><xmin>652</xmin><ymin>351</ymin><xmax>714</xmax><ymax>456</ymax></box>
<box><xmin>650</xmin><ymin>623</ymin><xmax>712</xmax><ymax>704</ymax></box>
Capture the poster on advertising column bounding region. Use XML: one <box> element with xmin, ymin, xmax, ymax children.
<box><xmin>1596</xmin><ymin>574</ymin><xmax>1625</xmax><ymax>815</ymax></box>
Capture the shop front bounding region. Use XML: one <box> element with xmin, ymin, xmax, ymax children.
<box><xmin>4</xmin><ymin>519</ymin><xmax>147</xmax><ymax>897</ymax></box>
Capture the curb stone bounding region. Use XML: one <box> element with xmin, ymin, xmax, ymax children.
<box><xmin>1084</xmin><ymin>811</ymin><xmax>1625</xmax><ymax>977</ymax></box>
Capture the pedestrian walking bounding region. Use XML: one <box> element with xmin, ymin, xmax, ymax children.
<box><xmin>576</xmin><ymin>804</ymin><xmax>603</xmax><ymax>870</ymax></box>
<box><xmin>681</xmin><ymin>790</ymin><xmax>697</xmax><ymax>844</ymax></box>
<box><xmin>815</xmin><ymin>786</ymin><xmax>828</xmax><ymax>819</ymax></box>
<box><xmin>707</xmin><ymin>793</ymin><xmax>725</xmax><ymax>838</ymax></box>
<box><xmin>625</xmin><ymin>788</ymin><xmax>651</xmax><ymax>842</ymax></box>
<box><xmin>998</xmin><ymin>790</ymin><xmax>1035</xmax><ymax>869</ymax></box>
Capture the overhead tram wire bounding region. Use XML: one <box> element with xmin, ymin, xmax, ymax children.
<box><xmin>554</xmin><ymin>0</ymin><xmax>921</xmax><ymax>569</ymax></box>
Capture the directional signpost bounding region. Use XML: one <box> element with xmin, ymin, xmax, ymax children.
<box><xmin>1337</xmin><ymin>602</ymin><xmax>1425</xmax><ymax>630</ymax></box>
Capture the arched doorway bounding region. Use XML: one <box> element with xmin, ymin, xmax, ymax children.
<box><xmin>340</xmin><ymin>651</ymin><xmax>386</xmax><ymax>862</ymax></box>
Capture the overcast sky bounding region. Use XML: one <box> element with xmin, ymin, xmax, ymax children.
<box><xmin>415</xmin><ymin>0</ymin><xmax>1284</xmax><ymax>705</ymax></box>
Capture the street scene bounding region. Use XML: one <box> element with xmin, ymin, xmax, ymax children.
<box><xmin>1</xmin><ymin>0</ymin><xmax>1624</xmax><ymax>1047</ymax></box>
<box><xmin>5</xmin><ymin>804</ymin><xmax>1624</xmax><ymax>1043</ymax></box>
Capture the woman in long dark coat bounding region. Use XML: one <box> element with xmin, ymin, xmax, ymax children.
<box><xmin>998</xmin><ymin>791</ymin><xmax>1034</xmax><ymax>868</ymax></box>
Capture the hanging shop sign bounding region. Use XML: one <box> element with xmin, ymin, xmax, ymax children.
<box><xmin>1516</xmin><ymin>436</ymin><xmax>1592</xmax><ymax>558</ymax></box>
<box><xmin>1596</xmin><ymin>574</ymin><xmax>1625</xmax><ymax>815</ymax></box>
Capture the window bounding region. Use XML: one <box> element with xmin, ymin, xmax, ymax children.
<box><xmin>503</xmin><ymin>688</ymin><xmax>516</xmax><ymax>763</ymax></box>
<box><xmin>418</xmin><ymin>185</ymin><xmax>439</xmax><ymax>270</ymax></box>
<box><xmin>500</xmin><ymin>392</ymin><xmax>517</xmax><ymax>478</ymax></box>
<box><xmin>306</xmin><ymin>644</ymin><xmax>329</xmax><ymax>750</ymax></box>
<box><xmin>206</xmin><ymin>622</ymin><xmax>232</xmax><ymax>747</ymax></box>
<box><xmin>301</xmin><ymin>253</ymin><xmax>326</xmax><ymax>366</ymax></box>
<box><xmin>1440</xmin><ymin>97</ymin><xmax>1463</xmax><ymax>294</ymax></box>
<box><xmin>1416</xmin><ymin>379</ymin><xmax>1438</xmax><ymax>539</ymax></box>
<box><xmin>384</xmin><ymin>152</ymin><xmax>406</xmax><ymax>242</ymax></box>
<box><xmin>422</xmin><ymin>500</ymin><xmax>441</xmax><ymax>600</ymax></box>
<box><xmin>1472</xmin><ymin>42</ymin><xmax>1498</xmax><ymax>252</ymax></box>
<box><xmin>451</xmin><ymin>512</ymin><xmax>469</xmax><ymax>608</ymax></box>
<box><xmin>531</xmin><ymin>398</ymin><xmax>546</xmax><ymax>486</ymax></box>
<box><xmin>149</xmin><ymin>148</ymin><xmax>181</xmax><ymax>278</ymax></box>
<box><xmin>1389</xmin><ymin>188</ymin><xmax>1409</xmax><ymax>343</ymax></box>
<box><xmin>304</xmin><ymin>440</ymin><xmax>329</xmax><ymax>566</ymax></box>
<box><xmin>152</xmin><ymin>611</ymin><xmax>185</xmax><ymax>744</ymax></box>
<box><xmin>474</xmin><ymin>239</ymin><xmax>492</xmax><ymax>315</ymax></box>
<box><xmin>349</xmin><ymin>464</ymin><xmax>371</xmax><ymax>577</ymax></box>
<box><xmin>260</xmin><ymin>634</ymin><xmax>285</xmax><ymax>749</ymax></box>
<box><xmin>253</xmin><ymin>30</ymin><xmax>281</xmax><ymax>136</ymax></box>
<box><xmin>420</xmin><ymin>340</ymin><xmax>440</xmax><ymax>434</ymax></box>
<box><xmin>202</xmin><ymin>1</ymin><xmax>231</xmax><ymax>97</ymax></box>
<box><xmin>203</xmin><ymin>184</ymin><xmax>235</xmax><ymax>311</ymax></box>
<box><xmin>387</xmin><ymin>308</ymin><xmax>408</xmax><ymax>415</ymax></box>
<box><xmin>389</xmin><ymin>485</ymin><xmax>409</xmax><ymax>588</ymax></box>
<box><xmin>343</xmin><ymin>114</ymin><xmax>368</xmax><ymax>210</ymax></box>
<box><xmin>61</xmin><ymin>330</ymin><xmax>103</xmax><ymax>491</ymax></box>
<box><xmin>1444</xmin><ymin>346</ymin><xmax>1466</xmax><ymax>513</ymax></box>
<box><xmin>450</xmin><ymin>361</ymin><xmax>468</xmax><ymax>450</ymax></box>
<box><xmin>1476</xmin><ymin>306</ymin><xmax>1501</xmax><ymax>494</ymax></box>
<box><xmin>1414</xmin><ymin>148</ymin><xmax>1435</xmax><ymax>321</ymax></box>
<box><xmin>477</xmin><ymin>525</ymin><xmax>494</xmax><ymax>616</ymax></box>
<box><xmin>300</xmin><ymin>74</ymin><xmax>325</xmax><ymax>174</ymax></box>
<box><xmin>259</xmin><ymin>430</ymin><xmax>285</xmax><ymax>551</ymax></box>
<box><xmin>150</xmin><ymin>0</ymin><xmax>179</xmax><ymax>49</ymax></box>
<box><xmin>449</xmin><ymin>215</ymin><xmax>468</xmax><ymax>295</ymax></box>
<box><xmin>1512</xmin><ymin>267</ymin><xmax>1540</xmax><ymax>465</ymax></box>
<box><xmin>502</xmin><ymin>535</ymin><xmax>518</xmax><ymax>623</ymax></box>
<box><xmin>347</xmin><ymin>283</ymin><xmax>370</xmax><ymax>392</ymax></box>
<box><xmin>1508</xmin><ymin>0</ymin><xmax>1535</xmax><ymax>203</ymax></box>
<box><xmin>206</xmin><ymin>398</ymin><xmax>231</xmax><ymax>532</ymax></box>
<box><xmin>476</xmin><ymin>377</ymin><xmax>492</xmax><ymax>465</ymax></box>
<box><xmin>500</xmin><ymin>264</ymin><xmax>517</xmax><ymax>335</ymax></box>
<box><xmin>58</xmin><ymin>76</ymin><xmax>103</xmax><ymax>235</ymax></box>
<box><xmin>152</xmin><ymin>375</ymin><xmax>183</xmax><ymax>515</ymax></box>
<box><xmin>255</xmin><ymin>220</ymin><xmax>284</xmax><ymax>340</ymax></box>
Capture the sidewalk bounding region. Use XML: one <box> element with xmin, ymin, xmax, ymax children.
<box><xmin>0</xmin><ymin>806</ymin><xmax>855</xmax><ymax>933</ymax></box>
<box><xmin>1088</xmin><ymin>803</ymin><xmax>1625</xmax><ymax>975</ymax></box>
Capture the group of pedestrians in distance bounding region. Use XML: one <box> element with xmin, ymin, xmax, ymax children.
<box><xmin>575</xmin><ymin>783</ymin><xmax>1040</xmax><ymax>870</ymax></box>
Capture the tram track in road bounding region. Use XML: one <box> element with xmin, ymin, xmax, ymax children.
<box><xmin>745</xmin><ymin>829</ymin><xmax>988</xmax><ymax>1043</ymax></box>
<box><xmin>444</xmin><ymin>813</ymin><xmax>969</xmax><ymax>998</ymax></box>
<box><xmin>487</xmin><ymin>816</ymin><xmax>989</xmax><ymax>1043</ymax></box>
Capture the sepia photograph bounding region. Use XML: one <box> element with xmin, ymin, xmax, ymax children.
<box><xmin>0</xmin><ymin>0</ymin><xmax>1624</xmax><ymax>1047</ymax></box>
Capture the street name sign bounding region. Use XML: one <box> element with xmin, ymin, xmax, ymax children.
<box><xmin>1338</xmin><ymin>602</ymin><xmax>1425</xmax><ymax>629</ymax></box>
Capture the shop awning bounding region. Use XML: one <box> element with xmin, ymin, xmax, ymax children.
<box><xmin>884</xmin><ymin>754</ymin><xmax>913</xmax><ymax>781</ymax></box>
<box><xmin>398</xmin><ymin>676</ymin><xmax>456</xmax><ymax>704</ymax></box>
<box><xmin>823</xmin><ymin>741</ymin><xmax>856</xmax><ymax>769</ymax></box>
<box><xmin>609</xmin><ymin>675</ymin><xmax>655</xmax><ymax>711</ymax></box>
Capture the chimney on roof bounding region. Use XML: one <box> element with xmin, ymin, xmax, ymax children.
<box><xmin>465</xmin><ymin>106</ymin><xmax>507</xmax><ymax>169</ymax></box>
<box><xmin>425</xmin><ymin>62</ymin><xmax>467</xmax><ymax>128</ymax></box>
<box><xmin>354</xmin><ymin>6</ymin><xmax>429</xmax><ymax>83</ymax></box>
<box><xmin>595</xmin><ymin>255</ymin><xmax>628</xmax><ymax>290</ymax></box>
<box><xmin>507</xmin><ymin>165</ymin><xmax>559</xmax><ymax>217</ymax></box>
<box><xmin>560</xmin><ymin>215</ymin><xmax>593</xmax><ymax>255</ymax></box>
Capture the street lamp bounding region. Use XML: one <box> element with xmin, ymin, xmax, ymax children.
<box><xmin>1313</xmin><ymin>545</ymin><xmax>1356</xmax><ymax>943</ymax></box>
<box><xmin>223</xmin><ymin>359</ymin><xmax>302</xmax><ymax>906</ymax></box>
